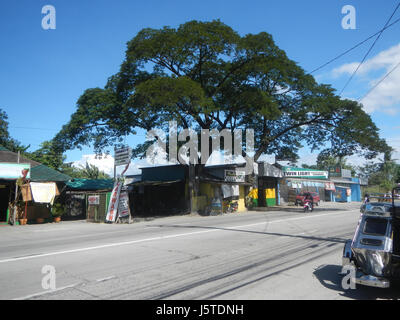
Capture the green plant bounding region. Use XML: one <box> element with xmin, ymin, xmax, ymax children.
<box><xmin>51</xmin><ymin>202</ymin><xmax>65</xmax><ymax>217</ymax></box>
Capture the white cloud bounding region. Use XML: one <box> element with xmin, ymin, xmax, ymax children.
<box><xmin>72</xmin><ymin>154</ymin><xmax>115</xmax><ymax>176</ymax></box>
<box><xmin>332</xmin><ymin>43</ymin><xmax>400</xmax><ymax>114</ymax></box>
<box><xmin>387</xmin><ymin>138</ymin><xmax>400</xmax><ymax>163</ymax></box>
<box><xmin>72</xmin><ymin>154</ymin><xmax>150</xmax><ymax>177</ymax></box>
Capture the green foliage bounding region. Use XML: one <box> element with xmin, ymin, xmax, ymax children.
<box><xmin>29</xmin><ymin>140</ymin><xmax>66</xmax><ymax>171</ymax></box>
<box><xmin>60</xmin><ymin>162</ymin><xmax>110</xmax><ymax>179</ymax></box>
<box><xmin>357</xmin><ymin>151</ymin><xmax>400</xmax><ymax>190</ymax></box>
<box><xmin>301</xmin><ymin>153</ymin><xmax>357</xmax><ymax>175</ymax></box>
<box><xmin>53</xmin><ymin>20</ymin><xmax>390</xmax><ymax>162</ymax></box>
<box><xmin>0</xmin><ymin>108</ymin><xmax>29</xmax><ymax>153</ymax></box>
<box><xmin>51</xmin><ymin>202</ymin><xmax>65</xmax><ymax>217</ymax></box>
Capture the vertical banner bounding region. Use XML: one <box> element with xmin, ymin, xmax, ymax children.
<box><xmin>105</xmin><ymin>181</ymin><xmax>123</xmax><ymax>223</ymax></box>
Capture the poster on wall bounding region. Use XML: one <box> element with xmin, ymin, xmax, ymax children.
<box><xmin>325</xmin><ymin>182</ymin><xmax>336</xmax><ymax>191</ymax></box>
<box><xmin>88</xmin><ymin>195</ymin><xmax>100</xmax><ymax>206</ymax></box>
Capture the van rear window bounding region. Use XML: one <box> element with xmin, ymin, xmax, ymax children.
<box><xmin>363</xmin><ymin>218</ymin><xmax>387</xmax><ymax>236</ymax></box>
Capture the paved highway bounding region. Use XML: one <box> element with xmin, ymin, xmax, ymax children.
<box><xmin>1</xmin><ymin>202</ymin><xmax>399</xmax><ymax>300</ymax></box>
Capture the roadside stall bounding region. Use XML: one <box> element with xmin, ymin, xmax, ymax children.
<box><xmin>128</xmin><ymin>165</ymin><xmax>189</xmax><ymax>217</ymax></box>
<box><xmin>196</xmin><ymin>163</ymin><xmax>252</xmax><ymax>214</ymax></box>
<box><xmin>64</xmin><ymin>179</ymin><xmax>114</xmax><ymax>222</ymax></box>
<box><xmin>0</xmin><ymin>145</ymin><xmax>72</xmax><ymax>224</ymax></box>
<box><xmin>0</xmin><ymin>162</ymin><xmax>31</xmax><ymax>225</ymax></box>
<box><xmin>255</xmin><ymin>162</ymin><xmax>283</xmax><ymax>207</ymax></box>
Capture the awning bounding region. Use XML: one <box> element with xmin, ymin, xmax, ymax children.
<box><xmin>199</xmin><ymin>177</ymin><xmax>252</xmax><ymax>186</ymax></box>
<box><xmin>330</xmin><ymin>179</ymin><xmax>359</xmax><ymax>185</ymax></box>
<box><xmin>130</xmin><ymin>180</ymin><xmax>183</xmax><ymax>186</ymax></box>
<box><xmin>286</xmin><ymin>179</ymin><xmax>326</xmax><ymax>188</ymax></box>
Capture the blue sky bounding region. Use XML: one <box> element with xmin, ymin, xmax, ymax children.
<box><xmin>1</xmin><ymin>0</ymin><xmax>400</xmax><ymax>174</ymax></box>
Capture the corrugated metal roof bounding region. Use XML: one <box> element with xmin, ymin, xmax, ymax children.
<box><xmin>30</xmin><ymin>164</ymin><xmax>71</xmax><ymax>182</ymax></box>
<box><xmin>0</xmin><ymin>150</ymin><xmax>41</xmax><ymax>167</ymax></box>
<box><xmin>66</xmin><ymin>178</ymin><xmax>114</xmax><ymax>190</ymax></box>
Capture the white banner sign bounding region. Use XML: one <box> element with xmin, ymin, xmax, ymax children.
<box><xmin>30</xmin><ymin>182</ymin><xmax>57</xmax><ymax>204</ymax></box>
<box><xmin>224</xmin><ymin>170</ymin><xmax>245</xmax><ymax>183</ymax></box>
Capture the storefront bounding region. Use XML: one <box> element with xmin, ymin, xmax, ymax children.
<box><xmin>0</xmin><ymin>146</ymin><xmax>72</xmax><ymax>224</ymax></box>
<box><xmin>255</xmin><ymin>162</ymin><xmax>283</xmax><ymax>207</ymax></box>
<box><xmin>128</xmin><ymin>164</ymin><xmax>190</xmax><ymax>217</ymax></box>
<box><xmin>65</xmin><ymin>179</ymin><xmax>114</xmax><ymax>221</ymax></box>
<box><xmin>0</xmin><ymin>163</ymin><xmax>31</xmax><ymax>224</ymax></box>
<box><xmin>196</xmin><ymin>164</ymin><xmax>252</xmax><ymax>214</ymax></box>
<box><xmin>328</xmin><ymin>166</ymin><xmax>361</xmax><ymax>202</ymax></box>
<box><xmin>329</xmin><ymin>178</ymin><xmax>361</xmax><ymax>202</ymax></box>
<box><xmin>279</xmin><ymin>166</ymin><xmax>329</xmax><ymax>204</ymax></box>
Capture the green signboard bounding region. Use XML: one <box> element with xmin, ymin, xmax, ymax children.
<box><xmin>328</xmin><ymin>166</ymin><xmax>342</xmax><ymax>177</ymax></box>
<box><xmin>282</xmin><ymin>167</ymin><xmax>328</xmax><ymax>180</ymax></box>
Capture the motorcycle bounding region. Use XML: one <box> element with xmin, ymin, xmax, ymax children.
<box><xmin>303</xmin><ymin>199</ymin><xmax>313</xmax><ymax>212</ymax></box>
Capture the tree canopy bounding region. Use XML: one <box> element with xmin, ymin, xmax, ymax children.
<box><xmin>0</xmin><ymin>108</ymin><xmax>29</xmax><ymax>153</ymax></box>
<box><xmin>53</xmin><ymin>20</ymin><xmax>391</xmax><ymax>163</ymax></box>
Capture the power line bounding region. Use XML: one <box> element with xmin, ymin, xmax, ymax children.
<box><xmin>9</xmin><ymin>126</ymin><xmax>59</xmax><ymax>131</ymax></box>
<box><xmin>339</xmin><ymin>2</ymin><xmax>400</xmax><ymax>95</ymax></box>
<box><xmin>358</xmin><ymin>59</ymin><xmax>400</xmax><ymax>102</ymax></box>
<box><xmin>308</xmin><ymin>16</ymin><xmax>400</xmax><ymax>75</ymax></box>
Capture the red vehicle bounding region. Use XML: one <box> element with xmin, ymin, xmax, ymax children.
<box><xmin>295</xmin><ymin>192</ymin><xmax>320</xmax><ymax>206</ymax></box>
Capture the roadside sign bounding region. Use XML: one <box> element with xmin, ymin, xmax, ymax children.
<box><xmin>114</xmin><ymin>147</ymin><xmax>132</xmax><ymax>166</ymax></box>
<box><xmin>88</xmin><ymin>195</ymin><xmax>100</xmax><ymax>206</ymax></box>
<box><xmin>117</xmin><ymin>191</ymin><xmax>130</xmax><ymax>218</ymax></box>
<box><xmin>0</xmin><ymin>163</ymin><xmax>31</xmax><ymax>179</ymax></box>
<box><xmin>225</xmin><ymin>170</ymin><xmax>245</xmax><ymax>183</ymax></box>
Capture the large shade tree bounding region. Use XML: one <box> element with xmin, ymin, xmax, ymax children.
<box><xmin>0</xmin><ymin>108</ymin><xmax>29</xmax><ymax>153</ymax></box>
<box><xmin>53</xmin><ymin>20</ymin><xmax>390</xmax><ymax>163</ymax></box>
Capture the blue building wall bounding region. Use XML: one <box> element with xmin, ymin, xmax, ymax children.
<box><xmin>350</xmin><ymin>178</ymin><xmax>361</xmax><ymax>202</ymax></box>
<box><xmin>334</xmin><ymin>187</ymin><xmax>351</xmax><ymax>202</ymax></box>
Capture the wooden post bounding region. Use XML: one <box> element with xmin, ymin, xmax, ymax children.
<box><xmin>12</xmin><ymin>151</ymin><xmax>20</xmax><ymax>225</ymax></box>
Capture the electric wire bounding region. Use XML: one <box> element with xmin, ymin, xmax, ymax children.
<box><xmin>339</xmin><ymin>2</ymin><xmax>400</xmax><ymax>95</ymax></box>
<box><xmin>358</xmin><ymin>59</ymin><xmax>400</xmax><ymax>102</ymax></box>
<box><xmin>308</xmin><ymin>16</ymin><xmax>400</xmax><ymax>75</ymax></box>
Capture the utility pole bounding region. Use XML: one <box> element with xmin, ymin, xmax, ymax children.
<box><xmin>12</xmin><ymin>151</ymin><xmax>20</xmax><ymax>226</ymax></box>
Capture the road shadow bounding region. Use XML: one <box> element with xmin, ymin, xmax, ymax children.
<box><xmin>254</xmin><ymin>207</ymin><xmax>352</xmax><ymax>213</ymax></box>
<box><xmin>313</xmin><ymin>264</ymin><xmax>400</xmax><ymax>300</ymax></box>
<box><xmin>154</xmin><ymin>223</ymin><xmax>349</xmax><ymax>245</ymax></box>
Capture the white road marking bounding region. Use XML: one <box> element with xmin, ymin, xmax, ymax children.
<box><xmin>13</xmin><ymin>282</ymin><xmax>81</xmax><ymax>300</ymax></box>
<box><xmin>33</xmin><ymin>228</ymin><xmax>72</xmax><ymax>232</ymax></box>
<box><xmin>96</xmin><ymin>275</ymin><xmax>116</xmax><ymax>282</ymax></box>
<box><xmin>0</xmin><ymin>209</ymin><xmax>358</xmax><ymax>264</ymax></box>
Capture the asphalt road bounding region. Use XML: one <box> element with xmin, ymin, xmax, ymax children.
<box><xmin>1</xmin><ymin>202</ymin><xmax>400</xmax><ymax>300</ymax></box>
